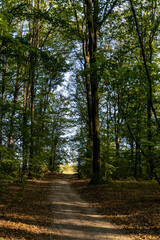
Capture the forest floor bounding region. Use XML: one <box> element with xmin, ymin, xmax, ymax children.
<box><xmin>0</xmin><ymin>172</ymin><xmax>58</xmax><ymax>240</ymax></box>
<box><xmin>0</xmin><ymin>172</ymin><xmax>159</xmax><ymax>239</ymax></box>
<box><xmin>70</xmin><ymin>175</ymin><xmax>160</xmax><ymax>240</ymax></box>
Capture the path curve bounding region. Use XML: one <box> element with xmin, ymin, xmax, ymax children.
<box><xmin>51</xmin><ymin>174</ymin><xmax>131</xmax><ymax>240</ymax></box>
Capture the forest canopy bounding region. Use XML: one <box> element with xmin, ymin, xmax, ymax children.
<box><xmin>0</xmin><ymin>0</ymin><xmax>160</xmax><ymax>184</ymax></box>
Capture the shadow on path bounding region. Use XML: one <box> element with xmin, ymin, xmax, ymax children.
<box><xmin>51</xmin><ymin>174</ymin><xmax>131</xmax><ymax>240</ymax></box>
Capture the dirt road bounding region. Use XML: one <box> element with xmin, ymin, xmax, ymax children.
<box><xmin>51</xmin><ymin>174</ymin><xmax>131</xmax><ymax>240</ymax></box>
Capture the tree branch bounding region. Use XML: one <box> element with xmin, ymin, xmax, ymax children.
<box><xmin>40</xmin><ymin>27</ymin><xmax>53</xmax><ymax>48</ymax></box>
<box><xmin>100</xmin><ymin>0</ymin><xmax>119</xmax><ymax>27</ymax></box>
<box><xmin>129</xmin><ymin>0</ymin><xmax>160</xmax><ymax>131</ymax></box>
<box><xmin>120</xmin><ymin>105</ymin><xmax>160</xmax><ymax>184</ymax></box>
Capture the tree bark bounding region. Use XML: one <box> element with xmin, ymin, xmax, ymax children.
<box><xmin>85</xmin><ymin>0</ymin><xmax>101</xmax><ymax>184</ymax></box>
<box><xmin>0</xmin><ymin>57</ymin><xmax>8</xmax><ymax>161</ymax></box>
<box><xmin>129</xmin><ymin>0</ymin><xmax>159</xmax><ymax>182</ymax></box>
<box><xmin>22</xmin><ymin>80</ymin><xmax>30</xmax><ymax>175</ymax></box>
<box><xmin>8</xmin><ymin>59</ymin><xmax>21</xmax><ymax>148</ymax></box>
<box><xmin>83</xmin><ymin>35</ymin><xmax>93</xmax><ymax>160</ymax></box>
<box><xmin>29</xmin><ymin>52</ymin><xmax>36</xmax><ymax>176</ymax></box>
<box><xmin>28</xmin><ymin>0</ymin><xmax>40</xmax><ymax>177</ymax></box>
<box><xmin>114</xmin><ymin>92</ymin><xmax>120</xmax><ymax>160</ymax></box>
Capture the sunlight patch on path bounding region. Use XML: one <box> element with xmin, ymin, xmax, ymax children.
<box><xmin>51</xmin><ymin>175</ymin><xmax>131</xmax><ymax>240</ymax></box>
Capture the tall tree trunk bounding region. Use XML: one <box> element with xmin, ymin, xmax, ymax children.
<box><xmin>104</xmin><ymin>99</ymin><xmax>111</xmax><ymax>180</ymax></box>
<box><xmin>0</xmin><ymin>57</ymin><xmax>8</xmax><ymax>161</ymax></box>
<box><xmin>91</xmin><ymin>70</ymin><xmax>101</xmax><ymax>183</ymax></box>
<box><xmin>73</xmin><ymin>0</ymin><xmax>93</xmax><ymax>161</ymax></box>
<box><xmin>8</xmin><ymin>59</ymin><xmax>20</xmax><ymax>148</ymax></box>
<box><xmin>114</xmin><ymin>92</ymin><xmax>120</xmax><ymax>160</ymax></box>
<box><xmin>28</xmin><ymin>0</ymin><xmax>40</xmax><ymax>177</ymax></box>
<box><xmin>130</xmin><ymin>138</ymin><xmax>134</xmax><ymax>173</ymax></box>
<box><xmin>86</xmin><ymin>0</ymin><xmax>101</xmax><ymax>184</ymax></box>
<box><xmin>129</xmin><ymin>0</ymin><xmax>159</xmax><ymax>182</ymax></box>
<box><xmin>147</xmin><ymin>93</ymin><xmax>154</xmax><ymax>178</ymax></box>
<box><xmin>29</xmin><ymin>53</ymin><xmax>36</xmax><ymax>176</ymax></box>
<box><xmin>135</xmin><ymin>141</ymin><xmax>142</xmax><ymax>179</ymax></box>
<box><xmin>83</xmin><ymin>36</ymin><xmax>93</xmax><ymax>160</ymax></box>
<box><xmin>22</xmin><ymin>81</ymin><xmax>29</xmax><ymax>175</ymax></box>
<box><xmin>106</xmin><ymin>99</ymin><xmax>111</xmax><ymax>163</ymax></box>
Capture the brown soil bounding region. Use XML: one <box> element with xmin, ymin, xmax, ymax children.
<box><xmin>50</xmin><ymin>174</ymin><xmax>130</xmax><ymax>240</ymax></box>
<box><xmin>0</xmin><ymin>173</ymin><xmax>59</xmax><ymax>240</ymax></box>
<box><xmin>0</xmin><ymin>173</ymin><xmax>159</xmax><ymax>240</ymax></box>
<box><xmin>69</xmin><ymin>175</ymin><xmax>160</xmax><ymax>240</ymax></box>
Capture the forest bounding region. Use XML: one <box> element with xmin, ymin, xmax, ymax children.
<box><xmin>0</xmin><ymin>0</ymin><xmax>160</xmax><ymax>184</ymax></box>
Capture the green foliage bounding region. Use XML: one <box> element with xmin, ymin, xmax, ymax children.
<box><xmin>76</xmin><ymin>157</ymin><xmax>92</xmax><ymax>179</ymax></box>
<box><xmin>0</xmin><ymin>0</ymin><xmax>160</xmax><ymax>185</ymax></box>
<box><xmin>103</xmin><ymin>163</ymin><xmax>116</xmax><ymax>183</ymax></box>
<box><xmin>0</xmin><ymin>153</ymin><xmax>22</xmax><ymax>183</ymax></box>
<box><xmin>60</xmin><ymin>163</ymin><xmax>76</xmax><ymax>174</ymax></box>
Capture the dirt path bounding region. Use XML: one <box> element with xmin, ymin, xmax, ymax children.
<box><xmin>51</xmin><ymin>174</ymin><xmax>131</xmax><ymax>240</ymax></box>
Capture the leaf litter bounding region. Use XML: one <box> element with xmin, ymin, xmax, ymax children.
<box><xmin>0</xmin><ymin>173</ymin><xmax>60</xmax><ymax>240</ymax></box>
<box><xmin>69</xmin><ymin>176</ymin><xmax>160</xmax><ymax>240</ymax></box>
<box><xmin>0</xmin><ymin>173</ymin><xmax>159</xmax><ymax>240</ymax></box>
